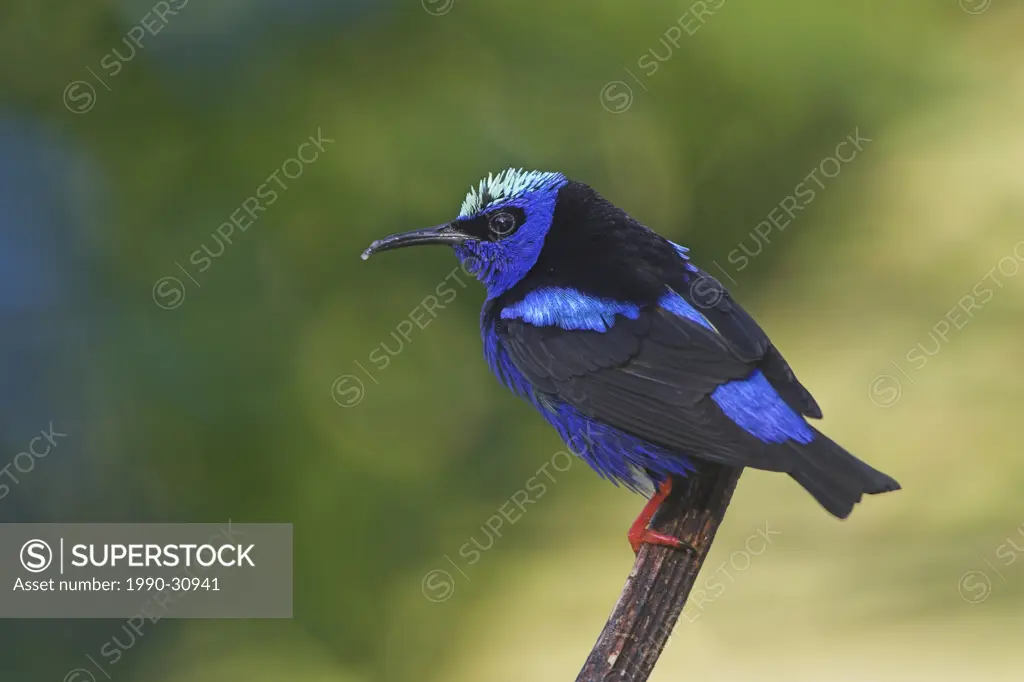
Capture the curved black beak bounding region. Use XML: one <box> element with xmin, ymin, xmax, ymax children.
<box><xmin>361</xmin><ymin>223</ymin><xmax>469</xmax><ymax>260</ymax></box>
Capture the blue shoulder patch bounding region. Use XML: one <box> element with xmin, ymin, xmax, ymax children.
<box><xmin>711</xmin><ymin>370</ymin><xmax>814</xmax><ymax>444</ymax></box>
<box><xmin>658</xmin><ymin>290</ymin><xmax>716</xmax><ymax>332</ymax></box>
<box><xmin>501</xmin><ymin>287</ymin><xmax>640</xmax><ymax>332</ymax></box>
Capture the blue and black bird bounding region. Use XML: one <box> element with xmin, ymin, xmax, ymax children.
<box><xmin>362</xmin><ymin>169</ymin><xmax>899</xmax><ymax>551</ymax></box>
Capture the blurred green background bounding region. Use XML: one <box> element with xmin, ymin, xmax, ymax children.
<box><xmin>2</xmin><ymin>0</ymin><xmax>1022</xmax><ymax>680</ymax></box>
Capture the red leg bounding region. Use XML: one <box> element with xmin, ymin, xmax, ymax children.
<box><xmin>627</xmin><ymin>478</ymin><xmax>695</xmax><ymax>554</ymax></box>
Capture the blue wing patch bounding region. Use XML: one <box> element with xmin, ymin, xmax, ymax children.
<box><xmin>658</xmin><ymin>290</ymin><xmax>717</xmax><ymax>332</ymax></box>
<box><xmin>501</xmin><ymin>287</ymin><xmax>640</xmax><ymax>332</ymax></box>
<box><xmin>660</xmin><ymin>291</ymin><xmax>809</xmax><ymax>443</ymax></box>
<box><xmin>712</xmin><ymin>370</ymin><xmax>814</xmax><ymax>444</ymax></box>
<box><xmin>502</xmin><ymin>287</ymin><xmax>810</xmax><ymax>444</ymax></box>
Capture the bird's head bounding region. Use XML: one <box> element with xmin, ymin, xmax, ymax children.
<box><xmin>362</xmin><ymin>168</ymin><xmax>569</xmax><ymax>298</ymax></box>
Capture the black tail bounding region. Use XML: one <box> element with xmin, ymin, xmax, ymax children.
<box><xmin>787</xmin><ymin>429</ymin><xmax>900</xmax><ymax>518</ymax></box>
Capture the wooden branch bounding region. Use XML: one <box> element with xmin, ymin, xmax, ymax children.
<box><xmin>575</xmin><ymin>464</ymin><xmax>743</xmax><ymax>682</ymax></box>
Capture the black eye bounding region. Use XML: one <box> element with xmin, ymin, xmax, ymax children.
<box><xmin>488</xmin><ymin>211</ymin><xmax>517</xmax><ymax>238</ymax></box>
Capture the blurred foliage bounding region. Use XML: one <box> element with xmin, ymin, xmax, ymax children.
<box><xmin>1</xmin><ymin>0</ymin><xmax>1023</xmax><ymax>680</ymax></box>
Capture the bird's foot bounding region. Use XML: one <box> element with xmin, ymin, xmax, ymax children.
<box><xmin>628</xmin><ymin>528</ymin><xmax>698</xmax><ymax>555</ymax></box>
<box><xmin>627</xmin><ymin>478</ymin><xmax>698</xmax><ymax>555</ymax></box>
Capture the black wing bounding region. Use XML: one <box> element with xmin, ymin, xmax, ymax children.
<box><xmin>684</xmin><ymin>267</ymin><xmax>822</xmax><ymax>418</ymax></box>
<box><xmin>497</xmin><ymin>303</ymin><xmax>796</xmax><ymax>472</ymax></box>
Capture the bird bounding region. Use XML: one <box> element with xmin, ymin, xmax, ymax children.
<box><xmin>362</xmin><ymin>168</ymin><xmax>900</xmax><ymax>552</ymax></box>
